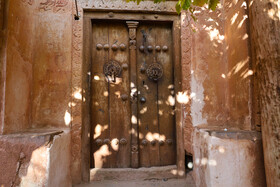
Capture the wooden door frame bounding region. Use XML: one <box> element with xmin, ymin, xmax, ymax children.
<box><xmin>82</xmin><ymin>10</ymin><xmax>184</xmax><ymax>181</ymax></box>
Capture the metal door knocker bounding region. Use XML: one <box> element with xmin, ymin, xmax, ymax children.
<box><xmin>103</xmin><ymin>60</ymin><xmax>122</xmax><ymax>82</ymax></box>
<box><xmin>146</xmin><ymin>63</ymin><xmax>163</xmax><ymax>81</ymax></box>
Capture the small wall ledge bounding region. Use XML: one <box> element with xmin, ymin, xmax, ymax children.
<box><xmin>193</xmin><ymin>128</ymin><xmax>266</xmax><ymax>187</ymax></box>
<box><xmin>0</xmin><ymin>128</ymin><xmax>71</xmax><ymax>187</ymax></box>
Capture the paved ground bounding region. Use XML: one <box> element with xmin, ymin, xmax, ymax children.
<box><xmin>75</xmin><ymin>174</ymin><xmax>196</xmax><ymax>187</ymax></box>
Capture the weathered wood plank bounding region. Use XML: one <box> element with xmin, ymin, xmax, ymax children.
<box><xmin>108</xmin><ymin>22</ymin><xmax>131</xmax><ymax>168</ymax></box>
<box><xmin>156</xmin><ymin>23</ymin><xmax>176</xmax><ymax>166</ymax></box>
<box><xmin>173</xmin><ymin>18</ymin><xmax>185</xmax><ymax>177</ymax></box>
<box><xmin>82</xmin><ymin>17</ymin><xmax>92</xmax><ymax>181</ymax></box>
<box><xmin>137</xmin><ymin>23</ymin><xmax>160</xmax><ymax>167</ymax></box>
<box><xmin>91</xmin><ymin>22</ymin><xmax>110</xmax><ymax>168</ymax></box>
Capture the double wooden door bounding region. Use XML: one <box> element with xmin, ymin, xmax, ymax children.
<box><xmin>90</xmin><ymin>20</ymin><xmax>176</xmax><ymax>168</ymax></box>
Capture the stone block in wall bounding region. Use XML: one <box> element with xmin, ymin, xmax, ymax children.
<box><xmin>193</xmin><ymin>128</ymin><xmax>266</xmax><ymax>187</ymax></box>
<box><xmin>0</xmin><ymin>128</ymin><xmax>71</xmax><ymax>187</ymax></box>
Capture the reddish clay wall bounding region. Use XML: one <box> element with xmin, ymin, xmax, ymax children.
<box><xmin>31</xmin><ymin>1</ymin><xmax>72</xmax><ymax>128</ymax></box>
<box><xmin>190</xmin><ymin>6</ymin><xmax>228</xmax><ymax>129</ymax></box>
<box><xmin>0</xmin><ymin>1</ymin><xmax>73</xmax><ymax>134</ymax></box>
<box><xmin>0</xmin><ymin>134</ymin><xmax>48</xmax><ymax>186</ymax></box>
<box><xmin>189</xmin><ymin>0</ymin><xmax>251</xmax><ymax>130</ymax></box>
<box><xmin>0</xmin><ymin>129</ymin><xmax>71</xmax><ymax>187</ymax></box>
<box><xmin>183</xmin><ymin>0</ymin><xmax>251</xmax><ymax>154</ymax></box>
<box><xmin>1</xmin><ymin>1</ymin><xmax>35</xmax><ymax>134</ymax></box>
<box><xmin>224</xmin><ymin>0</ymin><xmax>251</xmax><ymax>130</ymax></box>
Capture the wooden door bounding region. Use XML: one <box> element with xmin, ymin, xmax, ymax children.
<box><xmin>136</xmin><ymin>22</ymin><xmax>176</xmax><ymax>167</ymax></box>
<box><xmin>91</xmin><ymin>21</ymin><xmax>176</xmax><ymax>169</ymax></box>
<box><xmin>90</xmin><ymin>21</ymin><xmax>131</xmax><ymax>168</ymax></box>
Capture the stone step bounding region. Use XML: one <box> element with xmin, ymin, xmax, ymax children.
<box><xmin>90</xmin><ymin>165</ymin><xmax>180</xmax><ymax>181</ymax></box>
<box><xmin>76</xmin><ymin>173</ymin><xmax>195</xmax><ymax>187</ymax></box>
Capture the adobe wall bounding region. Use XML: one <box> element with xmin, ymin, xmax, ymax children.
<box><xmin>0</xmin><ymin>0</ymin><xmax>72</xmax><ymax>134</ymax></box>
<box><xmin>0</xmin><ymin>0</ymin><xmax>263</xmax><ymax>185</ymax></box>
<box><xmin>183</xmin><ymin>0</ymin><xmax>252</xmax><ymax>154</ymax></box>
<box><xmin>0</xmin><ymin>129</ymin><xmax>71</xmax><ymax>187</ymax></box>
<box><xmin>193</xmin><ymin>129</ymin><xmax>266</xmax><ymax>187</ymax></box>
<box><xmin>189</xmin><ymin>0</ymin><xmax>251</xmax><ymax>130</ymax></box>
<box><xmin>224</xmin><ymin>0</ymin><xmax>252</xmax><ymax>130</ymax></box>
<box><xmin>0</xmin><ymin>0</ymin><xmax>35</xmax><ymax>134</ymax></box>
<box><xmin>248</xmin><ymin>0</ymin><xmax>280</xmax><ymax>185</ymax></box>
<box><xmin>31</xmin><ymin>1</ymin><xmax>72</xmax><ymax>128</ymax></box>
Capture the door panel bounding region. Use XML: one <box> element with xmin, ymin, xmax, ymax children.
<box><xmin>156</xmin><ymin>24</ymin><xmax>176</xmax><ymax>166</ymax></box>
<box><xmin>91</xmin><ymin>23</ymin><xmax>110</xmax><ymax>168</ymax></box>
<box><xmin>137</xmin><ymin>23</ymin><xmax>160</xmax><ymax>167</ymax></box>
<box><xmin>91</xmin><ymin>22</ymin><xmax>130</xmax><ymax>168</ymax></box>
<box><xmin>108</xmin><ymin>23</ymin><xmax>130</xmax><ymax>168</ymax></box>
<box><xmin>91</xmin><ymin>21</ymin><xmax>175</xmax><ymax>168</ymax></box>
<box><xmin>137</xmin><ymin>23</ymin><xmax>176</xmax><ymax>167</ymax></box>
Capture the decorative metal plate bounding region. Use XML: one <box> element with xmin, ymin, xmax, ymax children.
<box><xmin>103</xmin><ymin>60</ymin><xmax>122</xmax><ymax>81</ymax></box>
<box><xmin>131</xmin><ymin>145</ymin><xmax>138</xmax><ymax>152</ymax></box>
<box><xmin>146</xmin><ymin>63</ymin><xmax>163</xmax><ymax>81</ymax></box>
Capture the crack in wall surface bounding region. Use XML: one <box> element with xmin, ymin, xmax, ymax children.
<box><xmin>46</xmin><ymin>131</ymin><xmax>64</xmax><ymax>148</ymax></box>
<box><xmin>10</xmin><ymin>152</ymin><xmax>25</xmax><ymax>187</ymax></box>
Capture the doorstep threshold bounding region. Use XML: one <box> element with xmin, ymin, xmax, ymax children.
<box><xmin>90</xmin><ymin>165</ymin><xmax>179</xmax><ymax>181</ymax></box>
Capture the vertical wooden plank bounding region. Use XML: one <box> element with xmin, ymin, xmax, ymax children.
<box><xmin>126</xmin><ymin>21</ymin><xmax>139</xmax><ymax>168</ymax></box>
<box><xmin>156</xmin><ymin>23</ymin><xmax>176</xmax><ymax>166</ymax></box>
<box><xmin>137</xmin><ymin>24</ymin><xmax>150</xmax><ymax>167</ymax></box>
<box><xmin>108</xmin><ymin>22</ymin><xmax>131</xmax><ymax>168</ymax></box>
<box><xmin>174</xmin><ymin>18</ymin><xmax>185</xmax><ymax>177</ymax></box>
<box><xmin>82</xmin><ymin>17</ymin><xmax>92</xmax><ymax>181</ymax></box>
<box><xmin>91</xmin><ymin>22</ymin><xmax>110</xmax><ymax>168</ymax></box>
<box><xmin>137</xmin><ymin>23</ymin><xmax>160</xmax><ymax>167</ymax></box>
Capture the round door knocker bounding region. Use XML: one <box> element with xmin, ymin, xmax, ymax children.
<box><xmin>146</xmin><ymin>63</ymin><xmax>163</xmax><ymax>81</ymax></box>
<box><xmin>103</xmin><ymin>60</ymin><xmax>122</xmax><ymax>82</ymax></box>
